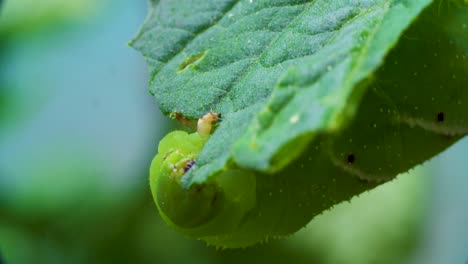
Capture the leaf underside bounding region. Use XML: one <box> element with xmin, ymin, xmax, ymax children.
<box><xmin>132</xmin><ymin>0</ymin><xmax>467</xmax><ymax>243</ymax></box>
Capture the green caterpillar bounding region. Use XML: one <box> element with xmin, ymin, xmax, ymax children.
<box><xmin>150</xmin><ymin>115</ymin><xmax>260</xmax><ymax>246</ymax></box>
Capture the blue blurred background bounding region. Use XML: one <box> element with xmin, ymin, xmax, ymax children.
<box><xmin>0</xmin><ymin>1</ymin><xmax>466</xmax><ymax>263</ymax></box>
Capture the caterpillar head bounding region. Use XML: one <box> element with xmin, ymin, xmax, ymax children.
<box><xmin>150</xmin><ymin>130</ymin><xmax>256</xmax><ymax>237</ymax></box>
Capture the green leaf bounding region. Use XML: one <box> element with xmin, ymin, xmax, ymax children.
<box><xmin>132</xmin><ymin>0</ymin><xmax>467</xmax><ymax>247</ymax></box>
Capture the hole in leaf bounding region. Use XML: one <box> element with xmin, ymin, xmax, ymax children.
<box><xmin>437</xmin><ymin>112</ymin><xmax>445</xmax><ymax>122</ymax></box>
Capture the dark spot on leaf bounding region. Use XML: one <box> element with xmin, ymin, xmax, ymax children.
<box><xmin>195</xmin><ymin>185</ymin><xmax>203</xmax><ymax>192</ymax></box>
<box><xmin>211</xmin><ymin>193</ymin><xmax>218</xmax><ymax>206</ymax></box>
<box><xmin>178</xmin><ymin>51</ymin><xmax>206</xmax><ymax>72</ymax></box>
<box><xmin>437</xmin><ymin>112</ymin><xmax>444</xmax><ymax>122</ymax></box>
<box><xmin>347</xmin><ymin>154</ymin><xmax>355</xmax><ymax>164</ymax></box>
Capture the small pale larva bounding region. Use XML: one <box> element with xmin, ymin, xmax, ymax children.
<box><xmin>197</xmin><ymin>111</ymin><xmax>220</xmax><ymax>137</ymax></box>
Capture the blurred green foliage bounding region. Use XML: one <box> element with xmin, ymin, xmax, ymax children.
<box><xmin>0</xmin><ymin>0</ymin><xmax>100</xmax><ymax>38</ymax></box>
<box><xmin>0</xmin><ymin>0</ymin><xmax>102</xmax><ymax>129</ymax></box>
